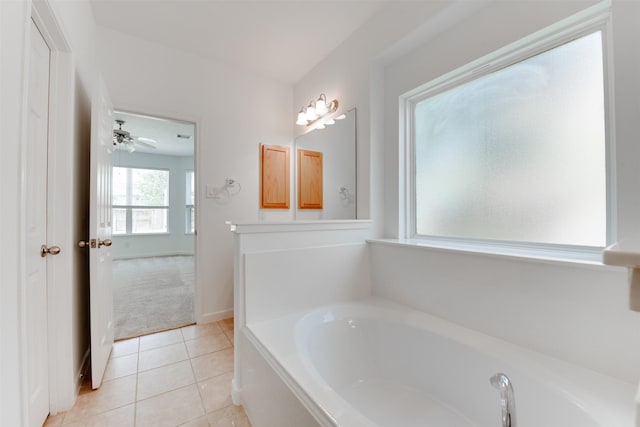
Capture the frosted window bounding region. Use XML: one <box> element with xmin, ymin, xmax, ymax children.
<box><xmin>414</xmin><ymin>31</ymin><xmax>606</xmax><ymax>247</ymax></box>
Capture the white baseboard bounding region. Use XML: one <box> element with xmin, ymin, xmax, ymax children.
<box><xmin>199</xmin><ymin>308</ymin><xmax>234</xmax><ymax>324</ymax></box>
<box><xmin>231</xmin><ymin>377</ymin><xmax>242</xmax><ymax>405</ymax></box>
<box><xmin>112</xmin><ymin>252</ymin><xmax>194</xmax><ymax>261</ymax></box>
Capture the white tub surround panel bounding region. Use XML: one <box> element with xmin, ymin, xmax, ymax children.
<box><xmin>230</xmin><ymin>221</ymin><xmax>372</xmax><ymax>420</ymax></box>
<box><xmin>238</xmin><ymin>330</ymin><xmax>323</xmax><ymax>427</ymax></box>
<box><xmin>244</xmin><ymin>243</ymin><xmax>371</xmax><ymax>324</ymax></box>
<box><xmin>368</xmin><ymin>240</ymin><xmax>640</xmax><ymax>385</ymax></box>
<box><xmin>231</xmin><ymin>220</ymin><xmax>373</xmax><ymax>328</ymax></box>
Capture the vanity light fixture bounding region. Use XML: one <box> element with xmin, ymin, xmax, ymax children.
<box><xmin>296</xmin><ymin>93</ymin><xmax>339</xmax><ymax>128</ymax></box>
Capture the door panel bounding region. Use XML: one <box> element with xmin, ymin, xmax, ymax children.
<box><xmin>25</xmin><ymin>18</ymin><xmax>50</xmax><ymax>427</ymax></box>
<box><xmin>89</xmin><ymin>75</ymin><xmax>114</xmax><ymax>388</ymax></box>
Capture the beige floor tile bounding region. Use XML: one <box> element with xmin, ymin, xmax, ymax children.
<box><xmin>186</xmin><ymin>333</ymin><xmax>231</xmax><ymax>358</ymax></box>
<box><xmin>218</xmin><ymin>318</ymin><xmax>233</xmax><ymax>333</ymax></box>
<box><xmin>198</xmin><ymin>372</ymin><xmax>233</xmax><ymax>413</ymax></box>
<box><xmin>43</xmin><ymin>412</ymin><xmax>65</xmax><ymax>427</ymax></box>
<box><xmin>137</xmin><ymin>360</ymin><xmax>195</xmax><ymax>401</ymax></box>
<box><xmin>208</xmin><ymin>404</ymin><xmax>252</xmax><ymax>427</ymax></box>
<box><xmin>139</xmin><ymin>329</ymin><xmax>184</xmax><ymax>352</ymax></box>
<box><xmin>77</xmin><ymin>374</ymin><xmax>95</xmax><ymax>396</ymax></box>
<box><xmin>110</xmin><ymin>338</ymin><xmax>139</xmax><ymax>359</ymax></box>
<box><xmin>181</xmin><ymin>322</ymin><xmax>224</xmax><ymax>341</ymax></box>
<box><xmin>191</xmin><ymin>348</ymin><xmax>234</xmax><ymax>382</ymax></box>
<box><xmin>136</xmin><ymin>384</ymin><xmax>205</xmax><ymax>427</ymax></box>
<box><xmin>224</xmin><ymin>330</ymin><xmax>234</xmax><ymax>345</ymax></box>
<box><xmin>179</xmin><ymin>416</ymin><xmax>211</xmax><ymax>427</ymax></box>
<box><xmin>138</xmin><ymin>342</ymin><xmax>188</xmax><ymax>372</ymax></box>
<box><xmin>62</xmin><ymin>404</ymin><xmax>134</xmax><ymax>427</ymax></box>
<box><xmin>62</xmin><ymin>375</ymin><xmax>136</xmax><ymax>423</ymax></box>
<box><xmin>103</xmin><ymin>354</ymin><xmax>138</xmax><ymax>381</ymax></box>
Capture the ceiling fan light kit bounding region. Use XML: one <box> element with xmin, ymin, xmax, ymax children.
<box><xmin>112</xmin><ymin>119</ymin><xmax>157</xmax><ymax>152</ymax></box>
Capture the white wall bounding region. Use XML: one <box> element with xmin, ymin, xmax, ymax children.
<box><xmin>112</xmin><ymin>151</ymin><xmax>195</xmax><ymax>259</ymax></box>
<box><xmin>1</xmin><ymin>0</ymin><xmax>98</xmax><ymax>420</ymax></box>
<box><xmin>96</xmin><ymin>27</ymin><xmax>294</xmax><ymax>322</ymax></box>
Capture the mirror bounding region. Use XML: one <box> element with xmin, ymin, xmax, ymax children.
<box><xmin>295</xmin><ymin>108</ymin><xmax>356</xmax><ymax>220</ymax></box>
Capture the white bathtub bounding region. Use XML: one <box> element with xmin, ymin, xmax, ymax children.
<box><xmin>245</xmin><ymin>297</ymin><xmax>636</xmax><ymax>427</ymax></box>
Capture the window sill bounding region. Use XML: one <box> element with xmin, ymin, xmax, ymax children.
<box><xmin>367</xmin><ymin>238</ymin><xmax>621</xmax><ymax>271</ymax></box>
<box><xmin>113</xmin><ymin>233</ymin><xmax>171</xmax><ymax>237</ymax></box>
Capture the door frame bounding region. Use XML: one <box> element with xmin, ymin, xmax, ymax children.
<box><xmin>112</xmin><ymin>104</ymin><xmax>202</xmax><ymax>323</ymax></box>
<box><xmin>29</xmin><ymin>0</ymin><xmax>76</xmax><ymax>416</ymax></box>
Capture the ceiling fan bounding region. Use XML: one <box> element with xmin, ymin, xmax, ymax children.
<box><xmin>113</xmin><ymin>119</ymin><xmax>157</xmax><ymax>152</ymax></box>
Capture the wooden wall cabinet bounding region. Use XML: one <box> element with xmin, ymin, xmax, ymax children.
<box><xmin>297</xmin><ymin>149</ymin><xmax>323</xmax><ymax>209</ymax></box>
<box><xmin>260</xmin><ymin>144</ymin><xmax>290</xmax><ymax>209</ymax></box>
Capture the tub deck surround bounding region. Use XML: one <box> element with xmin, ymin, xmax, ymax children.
<box><xmin>244</xmin><ymin>297</ymin><xmax>636</xmax><ymax>427</ymax></box>
<box><xmin>229</xmin><ymin>221</ymin><xmax>374</xmax><ymax>415</ymax></box>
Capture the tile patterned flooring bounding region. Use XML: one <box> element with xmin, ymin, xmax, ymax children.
<box><xmin>44</xmin><ymin>319</ymin><xmax>252</xmax><ymax>427</ymax></box>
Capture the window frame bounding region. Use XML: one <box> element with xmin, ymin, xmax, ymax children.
<box><xmin>401</xmin><ymin>3</ymin><xmax>614</xmax><ymax>259</ymax></box>
<box><xmin>112</xmin><ymin>166</ymin><xmax>171</xmax><ymax>235</ymax></box>
<box><xmin>185</xmin><ymin>170</ymin><xmax>195</xmax><ymax>235</ymax></box>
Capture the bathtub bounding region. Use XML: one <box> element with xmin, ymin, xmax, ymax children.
<box><xmin>244</xmin><ymin>297</ymin><xmax>636</xmax><ymax>427</ymax></box>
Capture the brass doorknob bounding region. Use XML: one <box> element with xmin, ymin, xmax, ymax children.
<box><xmin>99</xmin><ymin>239</ymin><xmax>112</xmax><ymax>248</ymax></box>
<box><xmin>41</xmin><ymin>245</ymin><xmax>61</xmax><ymax>257</ymax></box>
<box><xmin>78</xmin><ymin>239</ymin><xmax>113</xmax><ymax>248</ymax></box>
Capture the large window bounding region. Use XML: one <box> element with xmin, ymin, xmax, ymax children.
<box><xmin>408</xmin><ymin>26</ymin><xmax>608</xmax><ymax>249</ymax></box>
<box><xmin>185</xmin><ymin>170</ymin><xmax>195</xmax><ymax>234</ymax></box>
<box><xmin>113</xmin><ymin>167</ymin><xmax>170</xmax><ymax>235</ymax></box>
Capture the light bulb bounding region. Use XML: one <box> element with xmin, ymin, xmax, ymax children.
<box><xmin>296</xmin><ymin>110</ymin><xmax>307</xmax><ymax>126</ymax></box>
<box><xmin>305</xmin><ymin>103</ymin><xmax>317</xmax><ymax>121</ymax></box>
<box><xmin>315</xmin><ymin>95</ymin><xmax>328</xmax><ymax>115</ymax></box>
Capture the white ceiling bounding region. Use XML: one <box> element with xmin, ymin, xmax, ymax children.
<box><xmin>90</xmin><ymin>0</ymin><xmax>386</xmax><ymax>84</ymax></box>
<box><xmin>113</xmin><ymin>111</ymin><xmax>195</xmax><ymax>156</ymax></box>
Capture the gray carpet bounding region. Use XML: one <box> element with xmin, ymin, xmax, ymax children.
<box><xmin>113</xmin><ymin>255</ymin><xmax>195</xmax><ymax>340</ymax></box>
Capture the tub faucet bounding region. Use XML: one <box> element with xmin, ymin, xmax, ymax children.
<box><xmin>490</xmin><ymin>373</ymin><xmax>516</xmax><ymax>427</ymax></box>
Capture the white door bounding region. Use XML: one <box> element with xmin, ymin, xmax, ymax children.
<box><xmin>88</xmin><ymin>75</ymin><xmax>115</xmax><ymax>389</ymax></box>
<box><xmin>25</xmin><ymin>19</ymin><xmax>52</xmax><ymax>427</ymax></box>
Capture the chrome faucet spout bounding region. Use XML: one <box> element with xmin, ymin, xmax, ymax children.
<box><xmin>490</xmin><ymin>373</ymin><xmax>516</xmax><ymax>427</ymax></box>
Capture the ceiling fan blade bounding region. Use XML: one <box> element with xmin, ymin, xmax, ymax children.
<box><xmin>132</xmin><ymin>135</ymin><xmax>157</xmax><ymax>144</ymax></box>
<box><xmin>135</xmin><ymin>141</ymin><xmax>156</xmax><ymax>149</ymax></box>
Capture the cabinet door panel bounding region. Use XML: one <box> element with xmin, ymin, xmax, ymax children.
<box><xmin>261</xmin><ymin>144</ymin><xmax>290</xmax><ymax>209</ymax></box>
<box><xmin>298</xmin><ymin>149</ymin><xmax>323</xmax><ymax>209</ymax></box>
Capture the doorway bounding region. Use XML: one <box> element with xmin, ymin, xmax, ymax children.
<box><xmin>110</xmin><ymin>111</ymin><xmax>196</xmax><ymax>339</ymax></box>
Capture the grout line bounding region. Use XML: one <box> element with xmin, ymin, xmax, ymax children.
<box><xmin>187</xmin><ymin>331</ymin><xmax>210</xmax><ymax>424</ymax></box>
<box><xmin>133</xmin><ymin>337</ymin><xmax>140</xmax><ymax>426</ymax></box>
<box><xmin>60</xmin><ymin>323</ymin><xmax>241</xmax><ymax>427</ymax></box>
